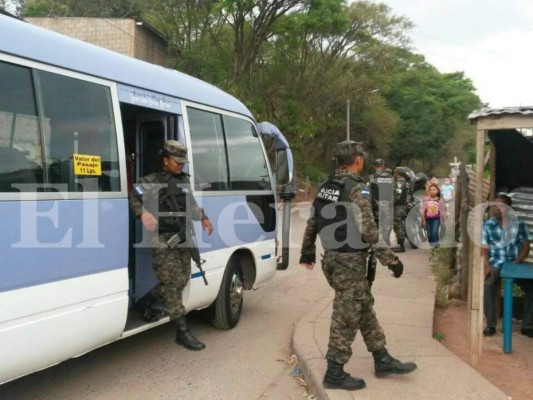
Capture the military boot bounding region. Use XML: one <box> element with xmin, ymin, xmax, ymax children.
<box><xmin>323</xmin><ymin>360</ymin><xmax>366</xmax><ymax>390</ymax></box>
<box><xmin>391</xmin><ymin>240</ymin><xmax>405</xmax><ymax>253</ymax></box>
<box><xmin>373</xmin><ymin>348</ymin><xmax>417</xmax><ymax>377</ymax></box>
<box><xmin>173</xmin><ymin>316</ymin><xmax>206</xmax><ymax>351</ymax></box>
<box><xmin>136</xmin><ymin>292</ymin><xmax>161</xmax><ymax>322</ymax></box>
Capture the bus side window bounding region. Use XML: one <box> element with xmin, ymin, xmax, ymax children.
<box><xmin>187</xmin><ymin>107</ymin><xmax>229</xmax><ymax>191</ymax></box>
<box><xmin>223</xmin><ymin>116</ymin><xmax>271</xmax><ymax>191</ymax></box>
<box><xmin>0</xmin><ymin>60</ymin><xmax>44</xmax><ymax>192</ymax></box>
<box><xmin>37</xmin><ymin>69</ymin><xmax>120</xmax><ymax>192</ymax></box>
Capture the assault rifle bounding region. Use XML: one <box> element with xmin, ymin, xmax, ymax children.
<box><xmin>163</xmin><ymin>180</ymin><xmax>208</xmax><ymax>286</ymax></box>
<box><xmin>366</xmin><ymin>247</ymin><xmax>377</xmax><ymax>288</ymax></box>
<box><xmin>166</xmin><ymin>220</ymin><xmax>208</xmax><ymax>286</ymax></box>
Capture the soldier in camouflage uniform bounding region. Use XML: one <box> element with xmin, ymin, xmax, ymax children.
<box><xmin>299</xmin><ymin>141</ymin><xmax>417</xmax><ymax>391</ymax></box>
<box><xmin>130</xmin><ymin>140</ymin><xmax>213</xmax><ymax>351</ymax></box>
<box><xmin>391</xmin><ymin>167</ymin><xmax>409</xmax><ymax>253</ymax></box>
<box><xmin>368</xmin><ymin>159</ymin><xmax>394</xmax><ymax>246</ymax></box>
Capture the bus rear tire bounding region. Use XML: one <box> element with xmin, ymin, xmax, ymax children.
<box><xmin>211</xmin><ymin>256</ymin><xmax>244</xmax><ymax>329</ymax></box>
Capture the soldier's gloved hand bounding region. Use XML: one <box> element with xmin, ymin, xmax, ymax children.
<box><xmin>300</xmin><ymin>253</ymin><xmax>316</xmax><ymax>265</ymax></box>
<box><xmin>388</xmin><ymin>257</ymin><xmax>404</xmax><ymax>278</ymax></box>
<box><xmin>300</xmin><ymin>253</ymin><xmax>316</xmax><ymax>270</ymax></box>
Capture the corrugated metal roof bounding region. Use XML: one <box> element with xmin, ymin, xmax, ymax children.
<box><xmin>469</xmin><ymin>107</ymin><xmax>533</xmax><ymax>121</ymax></box>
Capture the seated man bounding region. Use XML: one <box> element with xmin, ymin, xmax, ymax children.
<box><xmin>481</xmin><ymin>194</ymin><xmax>533</xmax><ymax>337</ymax></box>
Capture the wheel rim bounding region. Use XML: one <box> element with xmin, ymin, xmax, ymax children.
<box><xmin>229</xmin><ymin>272</ymin><xmax>244</xmax><ymax>316</ymax></box>
<box><xmin>406</xmin><ymin>202</ymin><xmax>425</xmax><ymax>247</ymax></box>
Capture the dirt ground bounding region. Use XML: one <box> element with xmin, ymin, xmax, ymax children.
<box><xmin>434</xmin><ymin>302</ymin><xmax>533</xmax><ymax>400</ymax></box>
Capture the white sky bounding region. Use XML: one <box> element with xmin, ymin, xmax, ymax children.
<box><xmin>378</xmin><ymin>0</ymin><xmax>533</xmax><ymax>108</ymax></box>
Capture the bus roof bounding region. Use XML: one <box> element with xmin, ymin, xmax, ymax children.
<box><xmin>0</xmin><ymin>15</ymin><xmax>253</xmax><ymax>118</ymax></box>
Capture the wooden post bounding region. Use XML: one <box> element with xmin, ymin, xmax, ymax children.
<box><xmin>488</xmin><ymin>141</ymin><xmax>502</xmax><ymax>319</ymax></box>
<box><xmin>469</xmin><ymin>128</ymin><xmax>486</xmax><ymax>366</ymax></box>
<box><xmin>489</xmin><ymin>142</ymin><xmax>496</xmax><ymax>200</ymax></box>
<box><xmin>459</xmin><ymin>165</ymin><xmax>470</xmax><ymax>301</ymax></box>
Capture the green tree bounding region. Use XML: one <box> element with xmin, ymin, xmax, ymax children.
<box><xmin>14</xmin><ymin>0</ymin><xmax>482</xmax><ymax>177</ymax></box>
<box><xmin>145</xmin><ymin>0</ymin><xmax>311</xmax><ymax>83</ymax></box>
<box><xmin>143</xmin><ymin>0</ymin><xmax>234</xmax><ymax>83</ymax></box>
<box><xmin>384</xmin><ymin>63</ymin><xmax>481</xmax><ymax>171</ymax></box>
<box><xmin>18</xmin><ymin>0</ymin><xmax>145</xmax><ymax>18</ymax></box>
<box><xmin>217</xmin><ymin>0</ymin><xmax>309</xmax><ymax>80</ymax></box>
<box><xmin>250</xmin><ymin>1</ymin><xmax>411</xmax><ymax>171</ymax></box>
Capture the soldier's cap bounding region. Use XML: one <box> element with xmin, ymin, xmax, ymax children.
<box><xmin>374</xmin><ymin>158</ymin><xmax>385</xmax><ymax>166</ymax></box>
<box><xmin>336</xmin><ymin>140</ymin><xmax>366</xmax><ymax>158</ymax></box>
<box><xmin>160</xmin><ymin>140</ymin><xmax>189</xmax><ymax>163</ymax></box>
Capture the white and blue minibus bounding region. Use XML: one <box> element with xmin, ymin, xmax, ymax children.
<box><xmin>0</xmin><ymin>15</ymin><xmax>294</xmax><ymax>384</ymax></box>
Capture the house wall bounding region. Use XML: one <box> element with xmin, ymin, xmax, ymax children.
<box><xmin>26</xmin><ymin>18</ymin><xmax>167</xmax><ymax>66</ymax></box>
<box><xmin>134</xmin><ymin>24</ymin><xmax>167</xmax><ymax>66</ymax></box>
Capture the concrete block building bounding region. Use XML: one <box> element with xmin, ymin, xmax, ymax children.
<box><xmin>26</xmin><ymin>17</ymin><xmax>168</xmax><ymax>66</ymax></box>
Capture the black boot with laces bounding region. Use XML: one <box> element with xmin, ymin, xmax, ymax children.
<box><xmin>373</xmin><ymin>348</ymin><xmax>417</xmax><ymax>377</ymax></box>
<box><xmin>323</xmin><ymin>360</ymin><xmax>365</xmax><ymax>390</ymax></box>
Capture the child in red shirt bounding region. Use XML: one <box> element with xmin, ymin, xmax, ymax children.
<box><xmin>422</xmin><ymin>184</ymin><xmax>445</xmax><ymax>247</ymax></box>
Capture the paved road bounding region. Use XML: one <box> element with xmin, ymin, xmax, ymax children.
<box><xmin>0</xmin><ymin>205</ymin><xmax>328</xmax><ymax>400</ymax></box>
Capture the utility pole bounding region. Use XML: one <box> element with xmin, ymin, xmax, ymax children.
<box><xmin>346</xmin><ymin>89</ymin><xmax>379</xmax><ymax>142</ymax></box>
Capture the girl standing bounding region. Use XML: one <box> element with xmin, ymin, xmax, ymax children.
<box><xmin>422</xmin><ymin>184</ymin><xmax>445</xmax><ymax>248</ymax></box>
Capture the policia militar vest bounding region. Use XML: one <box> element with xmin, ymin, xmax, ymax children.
<box><xmin>312</xmin><ymin>175</ymin><xmax>369</xmax><ymax>252</ymax></box>
<box><xmin>369</xmin><ymin>169</ymin><xmax>394</xmax><ymax>221</ymax></box>
<box><xmin>369</xmin><ymin>170</ymin><xmax>394</xmax><ymax>202</ymax></box>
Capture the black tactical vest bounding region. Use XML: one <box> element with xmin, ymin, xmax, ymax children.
<box><xmin>312</xmin><ymin>175</ymin><xmax>368</xmax><ymax>252</ymax></box>
<box><xmin>157</xmin><ymin>173</ymin><xmax>190</xmax><ymax>233</ymax></box>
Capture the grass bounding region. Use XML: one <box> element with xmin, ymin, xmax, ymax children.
<box><xmin>430</xmin><ymin>247</ymin><xmax>455</xmax><ymax>308</ymax></box>
<box><xmin>433</xmin><ymin>331</ymin><xmax>446</xmax><ymax>342</ymax></box>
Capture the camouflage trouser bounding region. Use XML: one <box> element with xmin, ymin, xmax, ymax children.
<box><xmin>377</xmin><ymin>200</ymin><xmax>393</xmax><ymax>244</ymax></box>
<box><xmin>321</xmin><ymin>250</ymin><xmax>386</xmax><ymax>364</ymax></box>
<box><xmin>150</xmin><ymin>232</ymin><xmax>192</xmax><ymax>320</ymax></box>
<box><xmin>393</xmin><ymin>205</ymin><xmax>408</xmax><ymax>243</ymax></box>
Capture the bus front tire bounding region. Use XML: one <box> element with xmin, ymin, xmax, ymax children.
<box><xmin>211</xmin><ymin>257</ymin><xmax>244</xmax><ymax>330</ymax></box>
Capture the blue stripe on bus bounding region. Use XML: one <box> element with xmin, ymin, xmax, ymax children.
<box><xmin>261</xmin><ymin>254</ymin><xmax>272</xmax><ymax>260</ymax></box>
<box><xmin>191</xmin><ymin>272</ymin><xmax>204</xmax><ymax>279</ymax></box>
<box><xmin>0</xmin><ymin>194</ymin><xmax>277</xmax><ymax>293</ymax></box>
<box><xmin>0</xmin><ymin>199</ymin><xmax>129</xmax><ymax>293</ymax></box>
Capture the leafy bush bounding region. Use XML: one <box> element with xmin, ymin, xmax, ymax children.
<box><xmin>300</xmin><ymin>163</ymin><xmax>328</xmax><ymax>185</ymax></box>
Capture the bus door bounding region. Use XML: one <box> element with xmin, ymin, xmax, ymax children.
<box><xmin>132</xmin><ymin>114</ymin><xmax>169</xmax><ymax>303</ymax></box>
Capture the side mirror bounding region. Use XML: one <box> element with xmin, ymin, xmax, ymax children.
<box><xmin>276</xmin><ymin>148</ymin><xmax>292</xmax><ymax>185</ymax></box>
<box><xmin>256</xmin><ymin>122</ymin><xmax>293</xmax><ymax>186</ymax></box>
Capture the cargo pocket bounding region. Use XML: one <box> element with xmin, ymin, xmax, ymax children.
<box><xmin>331</xmin><ymin>267</ymin><xmax>354</xmax><ymax>291</ymax></box>
<box><xmin>330</xmin><ymin>255</ymin><xmax>366</xmax><ymax>293</ymax></box>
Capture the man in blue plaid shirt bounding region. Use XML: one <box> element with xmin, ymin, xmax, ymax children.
<box><xmin>481</xmin><ymin>194</ymin><xmax>533</xmax><ymax>337</ymax></box>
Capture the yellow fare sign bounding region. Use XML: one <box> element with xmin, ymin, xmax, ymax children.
<box><xmin>73</xmin><ymin>153</ymin><xmax>102</xmax><ymax>176</ymax></box>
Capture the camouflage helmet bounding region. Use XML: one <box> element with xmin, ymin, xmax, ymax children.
<box><xmin>336</xmin><ymin>140</ymin><xmax>366</xmax><ymax>158</ymax></box>
<box><xmin>393</xmin><ymin>166</ymin><xmax>408</xmax><ymax>177</ymax></box>
<box><xmin>160</xmin><ymin>140</ymin><xmax>189</xmax><ymax>163</ymax></box>
<box><xmin>374</xmin><ymin>158</ymin><xmax>385</xmax><ymax>166</ymax></box>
